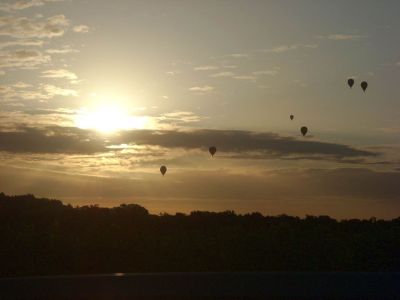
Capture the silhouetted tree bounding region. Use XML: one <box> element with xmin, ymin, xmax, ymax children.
<box><xmin>0</xmin><ymin>193</ymin><xmax>399</xmax><ymax>277</ymax></box>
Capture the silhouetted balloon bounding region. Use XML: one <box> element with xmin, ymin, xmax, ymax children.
<box><xmin>347</xmin><ymin>78</ymin><xmax>354</xmax><ymax>88</ymax></box>
<box><xmin>361</xmin><ymin>81</ymin><xmax>368</xmax><ymax>92</ymax></box>
<box><xmin>290</xmin><ymin>115</ymin><xmax>294</xmax><ymax>120</ymax></box>
<box><xmin>301</xmin><ymin>126</ymin><xmax>308</xmax><ymax>136</ymax></box>
<box><xmin>209</xmin><ymin>146</ymin><xmax>217</xmax><ymax>157</ymax></box>
<box><xmin>160</xmin><ymin>165</ymin><xmax>167</xmax><ymax>176</ymax></box>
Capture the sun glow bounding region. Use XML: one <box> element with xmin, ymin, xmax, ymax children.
<box><xmin>75</xmin><ymin>105</ymin><xmax>149</xmax><ymax>133</ymax></box>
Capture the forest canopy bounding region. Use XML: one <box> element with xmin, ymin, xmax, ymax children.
<box><xmin>0</xmin><ymin>193</ymin><xmax>399</xmax><ymax>277</ymax></box>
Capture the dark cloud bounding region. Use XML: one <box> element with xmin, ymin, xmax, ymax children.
<box><xmin>21</xmin><ymin>108</ymin><xmax>75</xmax><ymax>115</ymax></box>
<box><xmin>0</xmin><ymin>126</ymin><xmax>105</xmax><ymax>154</ymax></box>
<box><xmin>116</xmin><ymin>129</ymin><xmax>376</xmax><ymax>159</ymax></box>
<box><xmin>0</xmin><ymin>126</ymin><xmax>376</xmax><ymax>160</ymax></box>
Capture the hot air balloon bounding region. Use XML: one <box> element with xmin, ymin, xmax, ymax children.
<box><xmin>209</xmin><ymin>146</ymin><xmax>217</xmax><ymax>157</ymax></box>
<box><xmin>347</xmin><ymin>78</ymin><xmax>354</xmax><ymax>88</ymax></box>
<box><xmin>290</xmin><ymin>114</ymin><xmax>294</xmax><ymax>120</ymax></box>
<box><xmin>160</xmin><ymin>165</ymin><xmax>167</xmax><ymax>176</ymax></box>
<box><xmin>361</xmin><ymin>81</ymin><xmax>368</xmax><ymax>92</ymax></box>
<box><xmin>301</xmin><ymin>126</ymin><xmax>308</xmax><ymax>136</ymax></box>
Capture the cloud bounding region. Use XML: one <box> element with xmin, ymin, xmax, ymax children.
<box><xmin>116</xmin><ymin>129</ymin><xmax>376</xmax><ymax>159</ymax></box>
<box><xmin>158</xmin><ymin>111</ymin><xmax>205</xmax><ymax>127</ymax></box>
<box><xmin>209</xmin><ymin>70</ymin><xmax>277</xmax><ymax>80</ymax></box>
<box><xmin>23</xmin><ymin>108</ymin><xmax>76</xmax><ymax>116</ymax></box>
<box><xmin>72</xmin><ymin>25</ymin><xmax>90</xmax><ymax>33</ymax></box>
<box><xmin>41</xmin><ymin>69</ymin><xmax>78</xmax><ymax>81</ymax></box>
<box><xmin>0</xmin><ymin>87</ymin><xmax>49</xmax><ymax>101</ymax></box>
<box><xmin>0</xmin><ymin>82</ymin><xmax>77</xmax><ymax>101</ymax></box>
<box><xmin>0</xmin><ymin>127</ymin><xmax>105</xmax><ymax>154</ymax></box>
<box><xmin>234</xmin><ymin>75</ymin><xmax>256</xmax><ymax>81</ymax></box>
<box><xmin>0</xmin><ymin>15</ymin><xmax>69</xmax><ymax>39</ymax></box>
<box><xmin>228</xmin><ymin>53</ymin><xmax>249</xmax><ymax>58</ymax></box>
<box><xmin>210</xmin><ymin>71</ymin><xmax>235</xmax><ymax>78</ymax></box>
<box><xmin>0</xmin><ymin>109</ymin><xmax>75</xmax><ymax>129</ymax></box>
<box><xmin>252</xmin><ymin>70</ymin><xmax>278</xmax><ymax>76</ymax></box>
<box><xmin>318</xmin><ymin>34</ymin><xmax>366</xmax><ymax>41</ymax></box>
<box><xmin>0</xmin><ymin>39</ymin><xmax>44</xmax><ymax>49</ymax></box>
<box><xmin>12</xmin><ymin>82</ymin><xmax>33</xmax><ymax>89</ymax></box>
<box><xmin>0</xmin><ymin>49</ymin><xmax>51</xmax><ymax>70</ymax></box>
<box><xmin>260</xmin><ymin>44</ymin><xmax>318</xmax><ymax>53</ymax></box>
<box><xmin>42</xmin><ymin>84</ymin><xmax>78</xmax><ymax>97</ymax></box>
<box><xmin>188</xmin><ymin>85</ymin><xmax>214</xmax><ymax>92</ymax></box>
<box><xmin>0</xmin><ymin>0</ymin><xmax>63</xmax><ymax>12</ymax></box>
<box><xmin>194</xmin><ymin>65</ymin><xmax>219</xmax><ymax>71</ymax></box>
<box><xmin>45</xmin><ymin>46</ymin><xmax>79</xmax><ymax>54</ymax></box>
<box><xmin>165</xmin><ymin>71</ymin><xmax>179</xmax><ymax>76</ymax></box>
<box><xmin>0</xmin><ymin>127</ymin><xmax>376</xmax><ymax>161</ymax></box>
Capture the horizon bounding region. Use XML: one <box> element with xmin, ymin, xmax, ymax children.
<box><xmin>0</xmin><ymin>0</ymin><xmax>399</xmax><ymax>219</ymax></box>
<box><xmin>2</xmin><ymin>192</ymin><xmax>399</xmax><ymax>221</ymax></box>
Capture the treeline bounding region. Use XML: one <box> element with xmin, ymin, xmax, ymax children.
<box><xmin>0</xmin><ymin>193</ymin><xmax>399</xmax><ymax>277</ymax></box>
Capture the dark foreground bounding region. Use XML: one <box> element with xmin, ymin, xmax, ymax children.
<box><xmin>1</xmin><ymin>193</ymin><xmax>400</xmax><ymax>277</ymax></box>
<box><xmin>1</xmin><ymin>272</ymin><xmax>399</xmax><ymax>299</ymax></box>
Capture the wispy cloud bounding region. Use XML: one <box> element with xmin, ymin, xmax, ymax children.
<box><xmin>318</xmin><ymin>34</ymin><xmax>367</xmax><ymax>41</ymax></box>
<box><xmin>165</xmin><ymin>70</ymin><xmax>179</xmax><ymax>76</ymax></box>
<box><xmin>0</xmin><ymin>15</ymin><xmax>69</xmax><ymax>39</ymax></box>
<box><xmin>189</xmin><ymin>85</ymin><xmax>214</xmax><ymax>92</ymax></box>
<box><xmin>41</xmin><ymin>69</ymin><xmax>78</xmax><ymax>81</ymax></box>
<box><xmin>252</xmin><ymin>70</ymin><xmax>278</xmax><ymax>76</ymax></box>
<box><xmin>0</xmin><ymin>82</ymin><xmax>78</xmax><ymax>101</ymax></box>
<box><xmin>0</xmin><ymin>82</ymin><xmax>49</xmax><ymax>101</ymax></box>
<box><xmin>228</xmin><ymin>53</ymin><xmax>249</xmax><ymax>58</ymax></box>
<box><xmin>0</xmin><ymin>0</ymin><xmax>63</xmax><ymax>12</ymax></box>
<box><xmin>158</xmin><ymin>111</ymin><xmax>205</xmax><ymax>127</ymax></box>
<box><xmin>73</xmin><ymin>25</ymin><xmax>90</xmax><ymax>33</ymax></box>
<box><xmin>42</xmin><ymin>84</ymin><xmax>78</xmax><ymax>97</ymax></box>
<box><xmin>0</xmin><ymin>108</ymin><xmax>75</xmax><ymax>129</ymax></box>
<box><xmin>46</xmin><ymin>46</ymin><xmax>79</xmax><ymax>54</ymax></box>
<box><xmin>0</xmin><ymin>49</ymin><xmax>51</xmax><ymax>70</ymax></box>
<box><xmin>260</xmin><ymin>44</ymin><xmax>318</xmax><ymax>53</ymax></box>
<box><xmin>0</xmin><ymin>40</ymin><xmax>44</xmax><ymax>49</ymax></box>
<box><xmin>194</xmin><ymin>65</ymin><xmax>218</xmax><ymax>71</ymax></box>
<box><xmin>234</xmin><ymin>75</ymin><xmax>256</xmax><ymax>81</ymax></box>
<box><xmin>210</xmin><ymin>71</ymin><xmax>235</xmax><ymax>78</ymax></box>
<box><xmin>11</xmin><ymin>82</ymin><xmax>33</xmax><ymax>89</ymax></box>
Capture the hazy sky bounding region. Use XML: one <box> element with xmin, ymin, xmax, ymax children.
<box><xmin>1</xmin><ymin>0</ymin><xmax>399</xmax><ymax>218</ymax></box>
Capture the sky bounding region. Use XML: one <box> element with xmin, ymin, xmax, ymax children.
<box><xmin>0</xmin><ymin>0</ymin><xmax>399</xmax><ymax>219</ymax></box>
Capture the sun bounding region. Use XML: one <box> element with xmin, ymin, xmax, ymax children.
<box><xmin>74</xmin><ymin>104</ymin><xmax>149</xmax><ymax>133</ymax></box>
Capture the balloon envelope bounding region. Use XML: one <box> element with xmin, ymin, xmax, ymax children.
<box><xmin>361</xmin><ymin>81</ymin><xmax>368</xmax><ymax>92</ymax></box>
<box><xmin>301</xmin><ymin>126</ymin><xmax>308</xmax><ymax>136</ymax></box>
<box><xmin>347</xmin><ymin>78</ymin><xmax>354</xmax><ymax>88</ymax></box>
<box><xmin>290</xmin><ymin>115</ymin><xmax>294</xmax><ymax>120</ymax></box>
<box><xmin>160</xmin><ymin>165</ymin><xmax>167</xmax><ymax>176</ymax></box>
<box><xmin>209</xmin><ymin>146</ymin><xmax>217</xmax><ymax>157</ymax></box>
